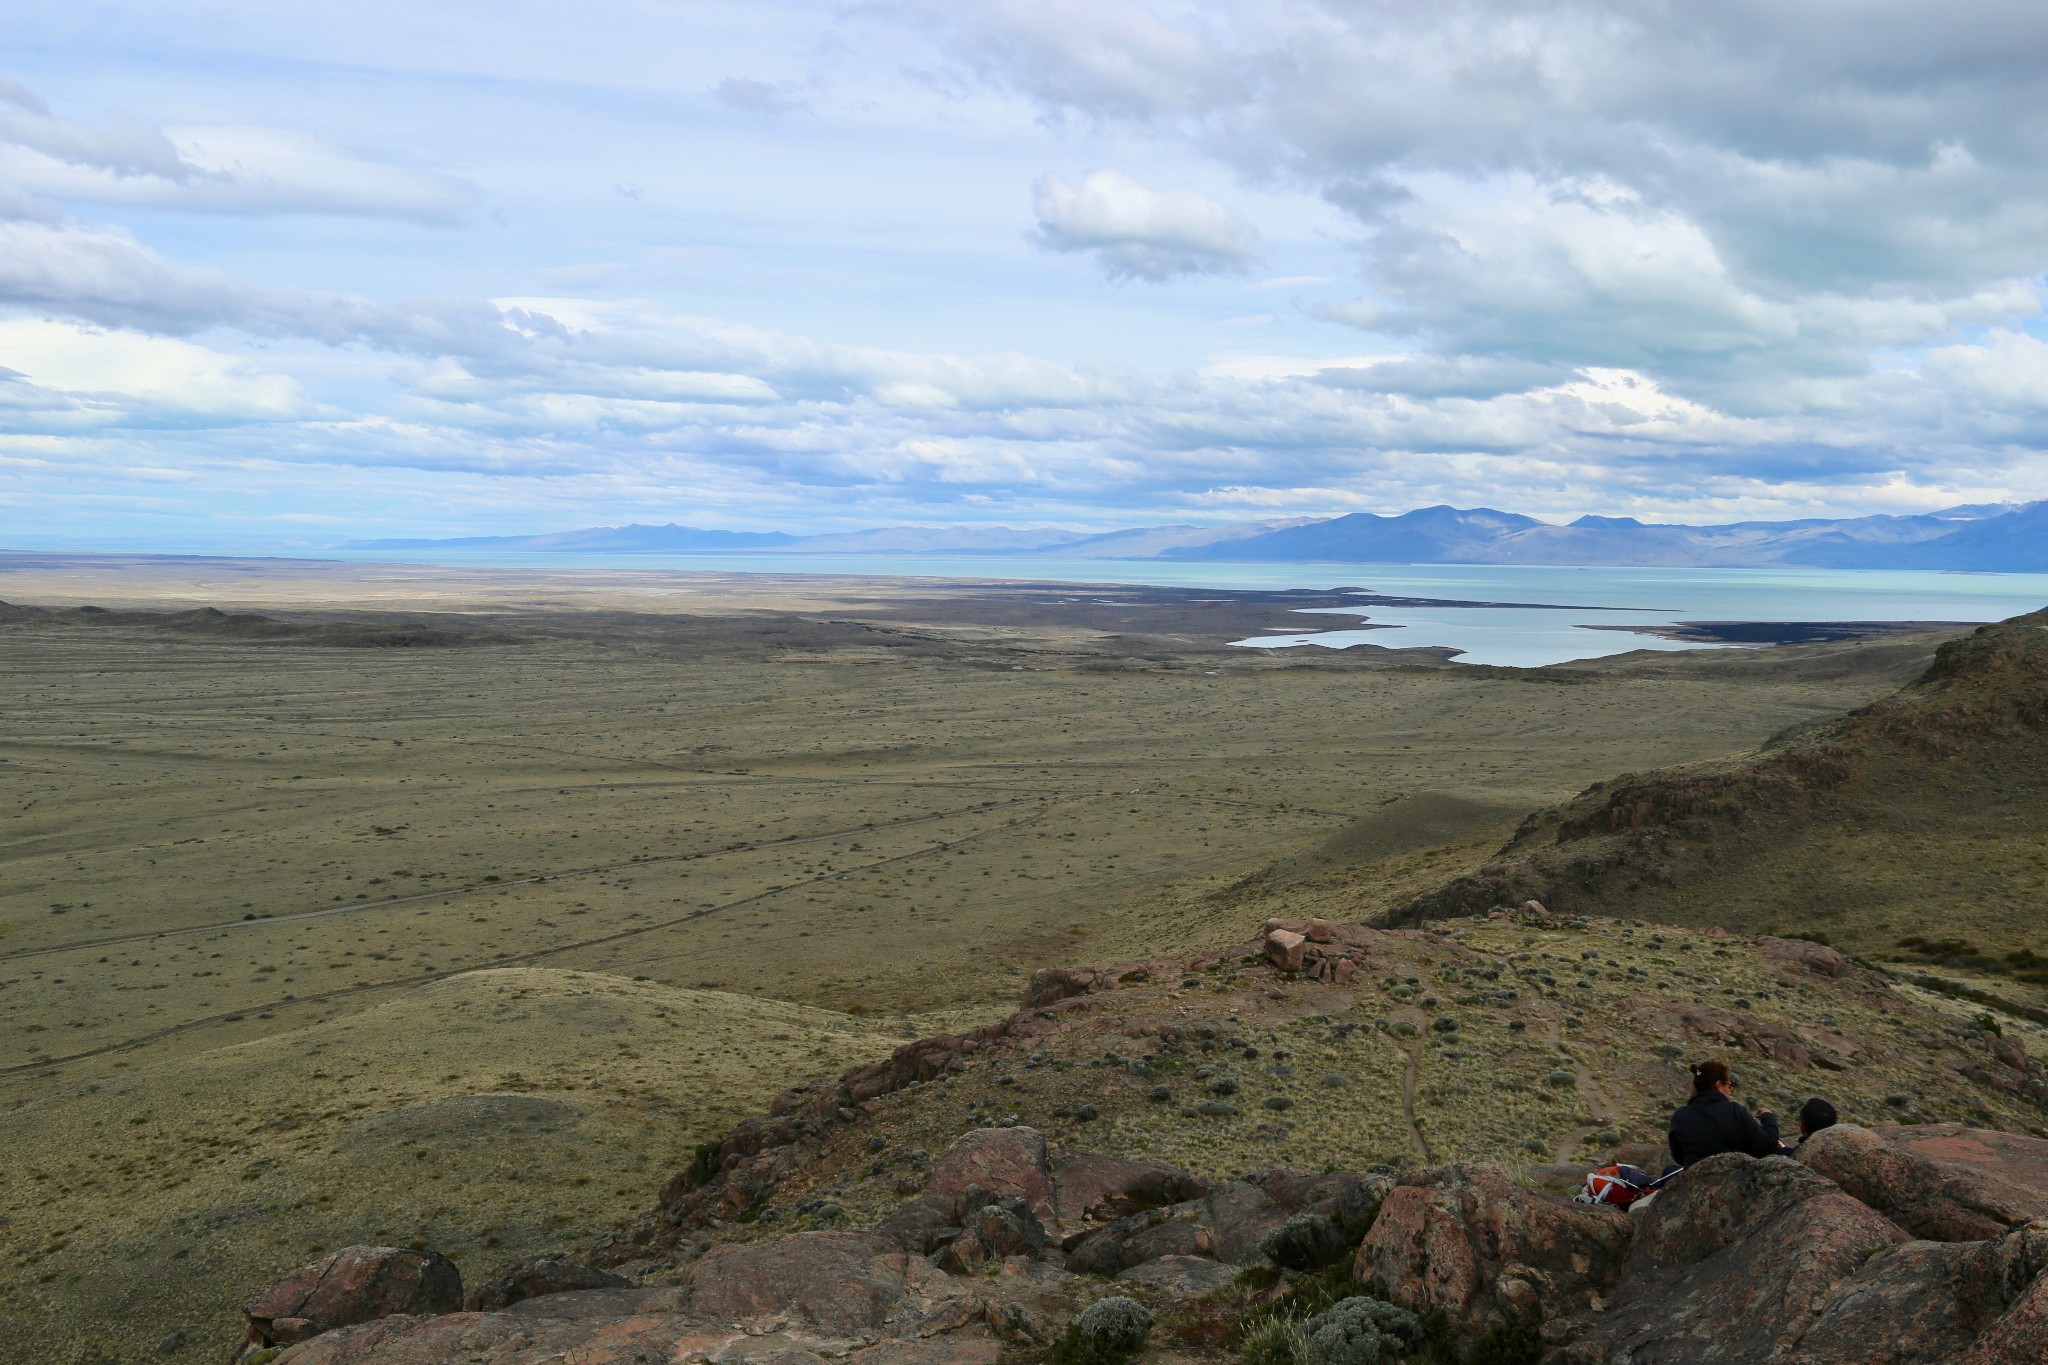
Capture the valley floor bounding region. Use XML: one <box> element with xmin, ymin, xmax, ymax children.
<box><xmin>0</xmin><ymin>554</ymin><xmax>1983</xmax><ymax>1361</ymax></box>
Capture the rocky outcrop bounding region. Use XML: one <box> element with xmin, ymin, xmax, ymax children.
<box><xmin>1354</xmin><ymin>1162</ymin><xmax>1631</xmax><ymax>1348</ymax></box>
<box><xmin>464</xmin><ymin>1256</ymin><xmax>632</xmax><ymax>1312</ymax></box>
<box><xmin>682</xmin><ymin>1231</ymin><xmax>928</xmax><ymax>1334</ymax></box>
<box><xmin>1757</xmin><ymin>934</ymin><xmax>1846</xmax><ymax>978</ymax></box>
<box><xmin>1260</xmin><ymin>918</ymin><xmax>1365</xmax><ymax>983</ymax></box>
<box><xmin>235</xmin><ymin>1121</ymin><xmax>2048</xmax><ymax>1365</ymax></box>
<box><xmin>1563</xmin><ymin>1154</ymin><xmax>1910</xmax><ymax>1363</ymax></box>
<box><xmin>1050</xmin><ymin>1151</ymin><xmax>1209</xmax><ymax>1225</ymax></box>
<box><xmin>1782</xmin><ymin>1220</ymin><xmax>2048</xmax><ymax>1365</ymax></box>
<box><xmin>921</xmin><ymin>1126</ymin><xmax>1057</xmax><ymax>1232</ymax></box>
<box><xmin>1796</xmin><ymin>1124</ymin><xmax>2048</xmax><ymax>1242</ymax></box>
<box><xmin>240</xmin><ymin>1245</ymin><xmax>461</xmax><ymax>1352</ymax></box>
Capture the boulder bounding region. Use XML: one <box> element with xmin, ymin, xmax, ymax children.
<box><xmin>1051</xmin><ymin>1152</ymin><xmax>1209</xmax><ymax>1225</ymax></box>
<box><xmin>923</xmin><ymin>1128</ymin><xmax>1056</xmax><ymax>1233</ymax></box>
<box><xmin>967</xmin><ymin>1198</ymin><xmax>1046</xmax><ymax>1258</ymax></box>
<box><xmin>1062</xmin><ymin>1179</ymin><xmax>1281</xmax><ymax>1276</ymax></box>
<box><xmin>1781</xmin><ymin>1221</ymin><xmax>2048</xmax><ymax>1364</ymax></box>
<box><xmin>1563</xmin><ymin>1154</ymin><xmax>1909</xmax><ymax>1363</ymax></box>
<box><xmin>1797</xmin><ymin>1124</ymin><xmax>2048</xmax><ymax>1241</ymax></box>
<box><xmin>683</xmin><ymin>1232</ymin><xmax>911</xmax><ymax>1333</ymax></box>
<box><xmin>465</xmin><ymin>1257</ymin><xmax>632</xmax><ymax>1312</ymax></box>
<box><xmin>1115</xmin><ymin>1255</ymin><xmax>1237</xmax><ymax>1295</ymax></box>
<box><xmin>1248</xmin><ymin>1169</ymin><xmax>1392</xmax><ymax>1230</ymax></box>
<box><xmin>1063</xmin><ymin>1209</ymin><xmax>1214</xmax><ymax>1277</ymax></box>
<box><xmin>1265</xmin><ymin>929</ymin><xmax>1308</xmax><ymax>972</ymax></box>
<box><xmin>1354</xmin><ymin>1163</ymin><xmax>1631</xmax><ymax>1346</ymax></box>
<box><xmin>243</xmin><ymin>1245</ymin><xmax>462</xmax><ymax>1348</ymax></box>
<box><xmin>1960</xmin><ymin>1236</ymin><xmax>2048</xmax><ymax>1364</ymax></box>
<box><xmin>1198</xmin><ymin>1179</ymin><xmax>1291</xmax><ymax>1264</ymax></box>
<box><xmin>1757</xmin><ymin>935</ymin><xmax>1846</xmax><ymax>978</ymax></box>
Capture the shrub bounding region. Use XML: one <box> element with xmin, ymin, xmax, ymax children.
<box><xmin>1238</xmin><ymin>1311</ymin><xmax>1312</xmax><ymax>1365</ymax></box>
<box><xmin>1262</xmin><ymin>1213</ymin><xmax>1349</xmax><ymax>1272</ymax></box>
<box><xmin>1053</xmin><ymin>1296</ymin><xmax>1153</xmax><ymax>1365</ymax></box>
<box><xmin>1301</xmin><ymin>1297</ymin><xmax>1423</xmax><ymax>1365</ymax></box>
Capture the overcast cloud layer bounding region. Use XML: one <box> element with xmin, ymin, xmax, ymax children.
<box><xmin>4</xmin><ymin>0</ymin><xmax>2047</xmax><ymax>547</ymax></box>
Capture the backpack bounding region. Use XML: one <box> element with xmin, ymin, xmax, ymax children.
<box><xmin>1575</xmin><ymin>1163</ymin><xmax>1656</xmax><ymax>1207</ymax></box>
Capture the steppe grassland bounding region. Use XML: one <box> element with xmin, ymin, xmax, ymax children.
<box><xmin>0</xmin><ymin>567</ymin><xmax>1957</xmax><ymax>1362</ymax></box>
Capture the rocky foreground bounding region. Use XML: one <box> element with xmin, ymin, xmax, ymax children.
<box><xmin>223</xmin><ymin>901</ymin><xmax>2048</xmax><ymax>1365</ymax></box>
<box><xmin>236</xmin><ymin>1115</ymin><xmax>2048</xmax><ymax>1364</ymax></box>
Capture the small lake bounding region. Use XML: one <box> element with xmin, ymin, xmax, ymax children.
<box><xmin>315</xmin><ymin>549</ymin><xmax>2048</xmax><ymax>668</ymax></box>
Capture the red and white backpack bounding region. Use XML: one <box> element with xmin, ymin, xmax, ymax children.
<box><xmin>1576</xmin><ymin>1163</ymin><xmax>1657</xmax><ymax>1207</ymax></box>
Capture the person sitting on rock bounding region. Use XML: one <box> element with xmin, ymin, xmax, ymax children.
<box><xmin>1668</xmin><ymin>1059</ymin><xmax>1780</xmax><ymax>1168</ymax></box>
<box><xmin>1791</xmin><ymin>1096</ymin><xmax>1837</xmax><ymax>1146</ymax></box>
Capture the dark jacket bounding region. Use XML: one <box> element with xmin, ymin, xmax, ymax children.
<box><xmin>1668</xmin><ymin>1091</ymin><xmax>1781</xmax><ymax>1167</ymax></box>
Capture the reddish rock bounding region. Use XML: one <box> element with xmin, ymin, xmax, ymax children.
<box><xmin>1023</xmin><ymin>967</ymin><xmax>1107</xmax><ymax>1009</ymax></box>
<box><xmin>1353</xmin><ymin>1162</ymin><xmax>1631</xmax><ymax>1346</ymax></box>
<box><xmin>465</xmin><ymin>1257</ymin><xmax>632</xmax><ymax>1312</ymax></box>
<box><xmin>1993</xmin><ymin>1037</ymin><xmax>2033</xmax><ymax>1076</ymax></box>
<box><xmin>923</xmin><ymin>1128</ymin><xmax>1056</xmax><ymax>1233</ymax></box>
<box><xmin>1305</xmin><ymin>918</ymin><xmax>1337</xmax><ymax>943</ymax></box>
<box><xmin>1051</xmin><ymin>1152</ymin><xmax>1209</xmax><ymax>1225</ymax></box>
<box><xmin>860</xmin><ymin>1340</ymin><xmax>1005</xmax><ymax>1365</ymax></box>
<box><xmin>1563</xmin><ymin>1154</ymin><xmax>1908</xmax><ymax>1363</ymax></box>
<box><xmin>244</xmin><ymin>1245</ymin><xmax>462</xmax><ymax>1348</ymax></box>
<box><xmin>1782</xmin><ymin>1221</ymin><xmax>2048</xmax><ymax>1364</ymax></box>
<box><xmin>1264</xmin><ymin>929</ymin><xmax>1308</xmax><ymax>972</ymax></box>
<box><xmin>1960</xmin><ymin>1234</ymin><xmax>2048</xmax><ymax>1364</ymax></box>
<box><xmin>1797</xmin><ymin>1124</ymin><xmax>2048</xmax><ymax>1242</ymax></box>
<box><xmin>683</xmin><ymin>1232</ymin><xmax>911</xmax><ymax>1333</ymax></box>
<box><xmin>1757</xmin><ymin>935</ymin><xmax>1847</xmax><ymax>978</ymax></box>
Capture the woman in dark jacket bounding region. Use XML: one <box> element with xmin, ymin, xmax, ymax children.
<box><xmin>1668</xmin><ymin>1060</ymin><xmax>1781</xmax><ymax>1167</ymax></box>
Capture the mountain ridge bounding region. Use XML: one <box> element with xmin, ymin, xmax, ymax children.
<box><xmin>345</xmin><ymin>501</ymin><xmax>2047</xmax><ymax>570</ymax></box>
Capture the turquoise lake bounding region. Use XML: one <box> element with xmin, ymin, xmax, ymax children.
<box><xmin>315</xmin><ymin>549</ymin><xmax>2048</xmax><ymax>668</ymax></box>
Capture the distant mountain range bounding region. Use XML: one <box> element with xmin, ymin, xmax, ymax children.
<box><xmin>348</xmin><ymin>500</ymin><xmax>2048</xmax><ymax>571</ymax></box>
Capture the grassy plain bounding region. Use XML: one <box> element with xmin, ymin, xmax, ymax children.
<box><xmin>0</xmin><ymin>553</ymin><xmax>1968</xmax><ymax>1360</ymax></box>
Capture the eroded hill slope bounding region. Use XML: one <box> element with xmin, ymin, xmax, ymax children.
<box><xmin>1387</xmin><ymin>610</ymin><xmax>2048</xmax><ymax>997</ymax></box>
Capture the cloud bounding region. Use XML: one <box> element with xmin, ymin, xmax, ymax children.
<box><xmin>0</xmin><ymin>80</ymin><xmax>478</xmax><ymax>223</ymax></box>
<box><xmin>713</xmin><ymin>77</ymin><xmax>810</xmax><ymax>116</ymax></box>
<box><xmin>904</xmin><ymin>2</ymin><xmax>2048</xmax><ymax>394</ymax></box>
<box><xmin>904</xmin><ymin>0</ymin><xmax>1237</xmax><ymax>119</ymax></box>
<box><xmin>0</xmin><ymin>219</ymin><xmax>537</xmax><ymax>353</ymax></box>
<box><xmin>1031</xmin><ymin>170</ymin><xmax>1259</xmax><ymax>280</ymax></box>
<box><xmin>0</xmin><ymin>318</ymin><xmax>305</xmax><ymax>429</ymax></box>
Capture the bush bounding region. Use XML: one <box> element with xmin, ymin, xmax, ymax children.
<box><xmin>1238</xmin><ymin>1311</ymin><xmax>1312</xmax><ymax>1365</ymax></box>
<box><xmin>1300</xmin><ymin>1297</ymin><xmax>1423</xmax><ymax>1365</ymax></box>
<box><xmin>1262</xmin><ymin>1213</ymin><xmax>1349</xmax><ymax>1272</ymax></box>
<box><xmin>1053</xmin><ymin>1296</ymin><xmax>1153</xmax><ymax>1365</ymax></box>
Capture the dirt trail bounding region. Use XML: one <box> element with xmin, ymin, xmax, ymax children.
<box><xmin>1391</xmin><ymin>1012</ymin><xmax>1433</xmax><ymax>1164</ymax></box>
<box><xmin>1539</xmin><ymin>1012</ymin><xmax>1623</xmax><ymax>1163</ymax></box>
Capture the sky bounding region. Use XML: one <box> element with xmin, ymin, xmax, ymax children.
<box><xmin>5</xmin><ymin>1</ymin><xmax>2048</xmax><ymax>548</ymax></box>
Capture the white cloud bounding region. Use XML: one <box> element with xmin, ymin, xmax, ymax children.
<box><xmin>0</xmin><ymin>318</ymin><xmax>305</xmax><ymax>426</ymax></box>
<box><xmin>1031</xmin><ymin>169</ymin><xmax>1259</xmax><ymax>280</ymax></box>
<box><xmin>0</xmin><ymin>81</ymin><xmax>477</xmax><ymax>223</ymax></box>
<box><xmin>907</xmin><ymin>2</ymin><xmax>2048</xmax><ymax>393</ymax></box>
